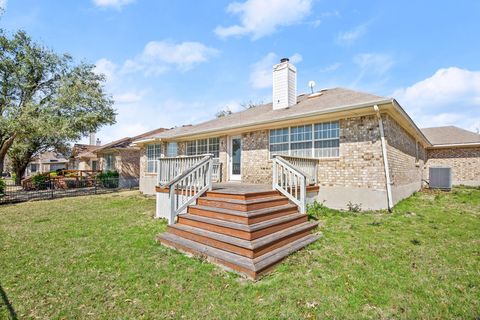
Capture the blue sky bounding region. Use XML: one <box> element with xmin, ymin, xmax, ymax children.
<box><xmin>1</xmin><ymin>0</ymin><xmax>480</xmax><ymax>143</ymax></box>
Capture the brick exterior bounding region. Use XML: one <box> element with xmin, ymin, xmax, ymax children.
<box><xmin>317</xmin><ymin>116</ymin><xmax>385</xmax><ymax>190</ymax></box>
<box><xmin>241</xmin><ymin>130</ymin><xmax>271</xmax><ymax>183</ymax></box>
<box><xmin>426</xmin><ymin>147</ymin><xmax>480</xmax><ymax>185</ymax></box>
<box><xmin>384</xmin><ymin>115</ymin><xmax>426</xmax><ymax>186</ymax></box>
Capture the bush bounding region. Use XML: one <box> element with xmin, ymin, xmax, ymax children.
<box><xmin>347</xmin><ymin>201</ymin><xmax>362</xmax><ymax>213</ymax></box>
<box><xmin>96</xmin><ymin>170</ymin><xmax>119</xmax><ymax>188</ymax></box>
<box><xmin>32</xmin><ymin>173</ymin><xmax>50</xmax><ymax>190</ymax></box>
<box><xmin>49</xmin><ymin>172</ymin><xmax>58</xmax><ymax>178</ymax></box>
<box><xmin>0</xmin><ymin>178</ymin><xmax>6</xmax><ymax>195</ymax></box>
<box><xmin>11</xmin><ymin>172</ymin><xmax>16</xmax><ymax>182</ymax></box>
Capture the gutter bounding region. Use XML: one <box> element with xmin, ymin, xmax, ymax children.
<box><xmin>429</xmin><ymin>142</ymin><xmax>480</xmax><ymax>148</ymax></box>
<box><xmin>374</xmin><ymin>105</ymin><xmax>393</xmax><ymax>212</ymax></box>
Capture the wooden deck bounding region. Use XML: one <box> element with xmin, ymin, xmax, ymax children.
<box><xmin>156</xmin><ymin>182</ymin><xmax>321</xmax><ymax>280</ymax></box>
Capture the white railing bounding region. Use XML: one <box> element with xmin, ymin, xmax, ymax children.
<box><xmin>164</xmin><ymin>155</ymin><xmax>213</xmax><ymax>224</ymax></box>
<box><xmin>272</xmin><ymin>155</ymin><xmax>307</xmax><ymax>214</ymax></box>
<box><xmin>212</xmin><ymin>159</ymin><xmax>222</xmax><ymax>183</ymax></box>
<box><xmin>157</xmin><ymin>155</ymin><xmax>206</xmax><ymax>186</ymax></box>
<box><xmin>280</xmin><ymin>155</ymin><xmax>318</xmax><ymax>185</ymax></box>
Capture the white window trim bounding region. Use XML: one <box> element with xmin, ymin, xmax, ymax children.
<box><xmin>186</xmin><ymin>138</ymin><xmax>220</xmax><ymax>158</ymax></box>
<box><xmin>146</xmin><ymin>144</ymin><xmax>161</xmax><ymax>173</ymax></box>
<box><xmin>269</xmin><ymin>121</ymin><xmax>340</xmax><ymax>159</ymax></box>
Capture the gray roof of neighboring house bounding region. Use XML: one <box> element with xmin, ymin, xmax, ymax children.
<box><xmin>32</xmin><ymin>151</ymin><xmax>69</xmax><ymax>163</ymax></box>
<box><xmin>421</xmin><ymin>126</ymin><xmax>480</xmax><ymax>146</ymax></box>
<box><xmin>136</xmin><ymin>88</ymin><xmax>388</xmax><ymax>141</ymax></box>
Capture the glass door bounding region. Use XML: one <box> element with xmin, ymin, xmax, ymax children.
<box><xmin>229</xmin><ymin>136</ymin><xmax>242</xmax><ymax>181</ymax></box>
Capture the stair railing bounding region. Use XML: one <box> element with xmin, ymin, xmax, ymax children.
<box><xmin>272</xmin><ymin>155</ymin><xmax>308</xmax><ymax>214</ymax></box>
<box><xmin>162</xmin><ymin>154</ymin><xmax>213</xmax><ymax>224</ymax></box>
<box><xmin>279</xmin><ymin>155</ymin><xmax>318</xmax><ymax>185</ymax></box>
<box><xmin>157</xmin><ymin>155</ymin><xmax>206</xmax><ymax>186</ymax></box>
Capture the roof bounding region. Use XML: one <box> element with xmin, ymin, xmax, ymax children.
<box><xmin>421</xmin><ymin>126</ymin><xmax>480</xmax><ymax>146</ymax></box>
<box><xmin>95</xmin><ymin>127</ymin><xmax>169</xmax><ymax>152</ymax></box>
<box><xmin>135</xmin><ymin>88</ymin><xmax>388</xmax><ymax>141</ymax></box>
<box><xmin>32</xmin><ymin>151</ymin><xmax>69</xmax><ymax>163</ymax></box>
<box><xmin>71</xmin><ymin>144</ymin><xmax>99</xmax><ymax>159</ymax></box>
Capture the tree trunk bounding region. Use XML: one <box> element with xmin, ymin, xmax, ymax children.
<box><xmin>0</xmin><ymin>134</ymin><xmax>16</xmax><ymax>174</ymax></box>
<box><xmin>15</xmin><ymin>163</ymin><xmax>28</xmax><ymax>185</ymax></box>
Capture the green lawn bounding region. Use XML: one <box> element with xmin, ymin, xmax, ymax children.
<box><xmin>0</xmin><ymin>188</ymin><xmax>479</xmax><ymax>319</ymax></box>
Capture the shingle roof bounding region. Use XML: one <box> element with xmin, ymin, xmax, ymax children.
<box><xmin>421</xmin><ymin>126</ymin><xmax>480</xmax><ymax>146</ymax></box>
<box><xmin>136</xmin><ymin>88</ymin><xmax>389</xmax><ymax>141</ymax></box>
<box><xmin>95</xmin><ymin>127</ymin><xmax>169</xmax><ymax>152</ymax></box>
<box><xmin>72</xmin><ymin>144</ymin><xmax>99</xmax><ymax>158</ymax></box>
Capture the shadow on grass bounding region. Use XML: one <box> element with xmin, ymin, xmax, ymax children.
<box><xmin>0</xmin><ymin>283</ymin><xmax>18</xmax><ymax>320</ymax></box>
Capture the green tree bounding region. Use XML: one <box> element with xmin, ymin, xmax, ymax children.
<box><xmin>0</xmin><ymin>29</ymin><xmax>116</xmax><ymax>174</ymax></box>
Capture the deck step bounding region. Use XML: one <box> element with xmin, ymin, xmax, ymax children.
<box><xmin>157</xmin><ymin>231</ymin><xmax>321</xmax><ymax>280</ymax></box>
<box><xmin>197</xmin><ymin>195</ymin><xmax>289</xmax><ymax>212</ymax></box>
<box><xmin>205</xmin><ymin>189</ymin><xmax>280</xmax><ymax>200</ymax></box>
<box><xmin>168</xmin><ymin>221</ymin><xmax>318</xmax><ymax>258</ymax></box>
<box><xmin>177</xmin><ymin>213</ymin><xmax>308</xmax><ymax>240</ymax></box>
<box><xmin>188</xmin><ymin>203</ymin><xmax>298</xmax><ymax>224</ymax></box>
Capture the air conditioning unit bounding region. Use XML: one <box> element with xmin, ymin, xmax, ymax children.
<box><xmin>429</xmin><ymin>166</ymin><xmax>452</xmax><ymax>190</ymax></box>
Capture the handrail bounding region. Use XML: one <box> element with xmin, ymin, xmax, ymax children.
<box><xmin>279</xmin><ymin>155</ymin><xmax>318</xmax><ymax>185</ymax></box>
<box><xmin>165</xmin><ymin>154</ymin><xmax>213</xmax><ymax>224</ymax></box>
<box><xmin>272</xmin><ymin>155</ymin><xmax>307</xmax><ymax>214</ymax></box>
<box><xmin>157</xmin><ymin>155</ymin><xmax>208</xmax><ymax>186</ymax></box>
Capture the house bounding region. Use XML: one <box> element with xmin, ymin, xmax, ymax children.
<box><xmin>95</xmin><ymin>128</ymin><xmax>168</xmax><ymax>188</ymax></box>
<box><xmin>132</xmin><ymin>58</ymin><xmax>480</xmax><ymax>279</ymax></box>
<box><xmin>25</xmin><ymin>151</ymin><xmax>69</xmax><ymax>176</ymax></box>
<box><xmin>69</xmin><ymin>143</ymin><xmax>100</xmax><ymax>171</ymax></box>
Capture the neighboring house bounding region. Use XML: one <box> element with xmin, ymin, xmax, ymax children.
<box><xmin>422</xmin><ymin>126</ymin><xmax>480</xmax><ymax>186</ymax></box>
<box><xmin>132</xmin><ymin>58</ymin><xmax>480</xmax><ymax>210</ymax></box>
<box><xmin>69</xmin><ymin>143</ymin><xmax>100</xmax><ymax>171</ymax></box>
<box><xmin>25</xmin><ymin>151</ymin><xmax>69</xmax><ymax>176</ymax></box>
<box><xmin>95</xmin><ymin>128</ymin><xmax>168</xmax><ymax>188</ymax></box>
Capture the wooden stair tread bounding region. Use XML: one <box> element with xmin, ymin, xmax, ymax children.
<box><xmin>199</xmin><ymin>195</ymin><xmax>287</xmax><ymax>205</ymax></box>
<box><xmin>179</xmin><ymin>213</ymin><xmax>305</xmax><ymax>232</ymax></box>
<box><xmin>157</xmin><ymin>232</ymin><xmax>321</xmax><ymax>276</ymax></box>
<box><xmin>189</xmin><ymin>203</ymin><xmax>298</xmax><ymax>218</ymax></box>
<box><xmin>169</xmin><ymin>221</ymin><xmax>318</xmax><ymax>250</ymax></box>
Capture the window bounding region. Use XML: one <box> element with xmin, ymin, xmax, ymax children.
<box><xmin>30</xmin><ymin>163</ymin><xmax>38</xmax><ymax>173</ymax></box>
<box><xmin>104</xmin><ymin>154</ymin><xmax>115</xmax><ymax>171</ymax></box>
<box><xmin>269</xmin><ymin>128</ymin><xmax>289</xmax><ymax>156</ymax></box>
<box><xmin>314</xmin><ymin>121</ymin><xmax>339</xmax><ymax>157</ymax></box>
<box><xmin>185</xmin><ymin>138</ymin><xmax>220</xmax><ymax>158</ymax></box>
<box><xmin>290</xmin><ymin>125</ymin><xmax>312</xmax><ymax>157</ymax></box>
<box><xmin>91</xmin><ymin>160</ymin><xmax>98</xmax><ymax>171</ymax></box>
<box><xmin>146</xmin><ymin>144</ymin><xmax>161</xmax><ymax>173</ymax></box>
<box><xmin>269</xmin><ymin>121</ymin><xmax>340</xmax><ymax>158</ymax></box>
<box><xmin>167</xmin><ymin>142</ymin><xmax>178</xmax><ymax>157</ymax></box>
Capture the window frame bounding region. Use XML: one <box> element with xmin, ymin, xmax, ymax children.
<box><xmin>185</xmin><ymin>138</ymin><xmax>220</xmax><ymax>158</ymax></box>
<box><xmin>166</xmin><ymin>142</ymin><xmax>178</xmax><ymax>157</ymax></box>
<box><xmin>104</xmin><ymin>154</ymin><xmax>116</xmax><ymax>171</ymax></box>
<box><xmin>269</xmin><ymin>121</ymin><xmax>340</xmax><ymax>159</ymax></box>
<box><xmin>146</xmin><ymin>144</ymin><xmax>161</xmax><ymax>173</ymax></box>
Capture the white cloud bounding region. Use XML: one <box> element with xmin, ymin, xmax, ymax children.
<box><xmin>215</xmin><ymin>0</ymin><xmax>313</xmax><ymax>40</ymax></box>
<box><xmin>354</xmin><ymin>53</ymin><xmax>394</xmax><ymax>75</ymax></box>
<box><xmin>250</xmin><ymin>52</ymin><xmax>302</xmax><ymax>89</ymax></box>
<box><xmin>393</xmin><ymin>67</ymin><xmax>480</xmax><ymax>131</ymax></box>
<box><xmin>0</xmin><ymin>0</ymin><xmax>7</xmax><ymax>10</ymax></box>
<box><xmin>92</xmin><ymin>0</ymin><xmax>134</xmax><ymax>9</ymax></box>
<box><xmin>94</xmin><ymin>58</ymin><xmax>117</xmax><ymax>83</ymax></box>
<box><xmin>114</xmin><ymin>90</ymin><xmax>146</xmax><ymax>104</ymax></box>
<box><xmin>121</xmin><ymin>40</ymin><xmax>219</xmax><ymax>75</ymax></box>
<box><xmin>336</xmin><ymin>24</ymin><xmax>367</xmax><ymax>45</ymax></box>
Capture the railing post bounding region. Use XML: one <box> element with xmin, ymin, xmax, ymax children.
<box><xmin>300</xmin><ymin>177</ymin><xmax>306</xmax><ymax>214</ymax></box>
<box><xmin>169</xmin><ymin>185</ymin><xmax>176</xmax><ymax>225</ymax></box>
<box><xmin>272</xmin><ymin>157</ymin><xmax>277</xmax><ymax>189</ymax></box>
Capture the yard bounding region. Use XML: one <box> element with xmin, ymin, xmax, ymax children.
<box><xmin>0</xmin><ymin>188</ymin><xmax>479</xmax><ymax>319</ymax></box>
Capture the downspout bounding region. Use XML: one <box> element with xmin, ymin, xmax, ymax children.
<box><xmin>374</xmin><ymin>105</ymin><xmax>393</xmax><ymax>211</ymax></box>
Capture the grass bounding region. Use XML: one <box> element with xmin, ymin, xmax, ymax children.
<box><xmin>0</xmin><ymin>187</ymin><xmax>479</xmax><ymax>319</ymax></box>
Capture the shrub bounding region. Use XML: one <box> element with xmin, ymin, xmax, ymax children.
<box><xmin>0</xmin><ymin>178</ymin><xmax>6</xmax><ymax>195</ymax></box>
<box><xmin>49</xmin><ymin>172</ymin><xmax>58</xmax><ymax>178</ymax></box>
<box><xmin>11</xmin><ymin>172</ymin><xmax>16</xmax><ymax>182</ymax></box>
<box><xmin>32</xmin><ymin>173</ymin><xmax>50</xmax><ymax>190</ymax></box>
<box><xmin>96</xmin><ymin>170</ymin><xmax>119</xmax><ymax>188</ymax></box>
<box><xmin>347</xmin><ymin>201</ymin><xmax>362</xmax><ymax>213</ymax></box>
<box><xmin>306</xmin><ymin>200</ymin><xmax>339</xmax><ymax>218</ymax></box>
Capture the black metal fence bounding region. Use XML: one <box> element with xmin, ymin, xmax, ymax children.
<box><xmin>0</xmin><ymin>177</ymin><xmax>139</xmax><ymax>205</ymax></box>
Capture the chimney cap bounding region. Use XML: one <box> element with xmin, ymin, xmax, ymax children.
<box><xmin>280</xmin><ymin>57</ymin><xmax>289</xmax><ymax>63</ymax></box>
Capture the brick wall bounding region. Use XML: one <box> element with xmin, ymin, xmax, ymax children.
<box><xmin>384</xmin><ymin>114</ymin><xmax>426</xmax><ymax>186</ymax></box>
<box><xmin>426</xmin><ymin>147</ymin><xmax>480</xmax><ymax>185</ymax></box>
<box><xmin>316</xmin><ymin>116</ymin><xmax>386</xmax><ymax>191</ymax></box>
<box><xmin>241</xmin><ymin>130</ymin><xmax>271</xmax><ymax>183</ymax></box>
